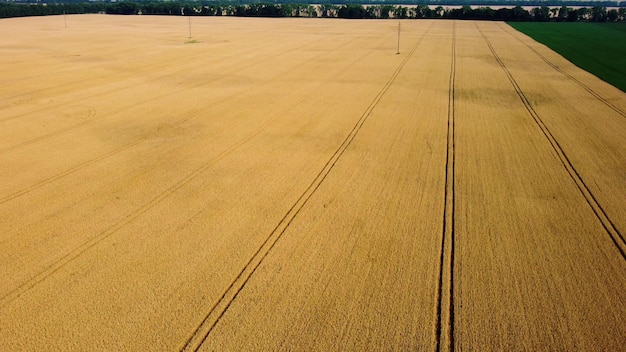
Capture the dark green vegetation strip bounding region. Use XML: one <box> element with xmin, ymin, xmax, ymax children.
<box><xmin>509</xmin><ymin>22</ymin><xmax>626</xmax><ymax>92</ymax></box>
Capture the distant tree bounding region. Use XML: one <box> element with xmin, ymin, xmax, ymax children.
<box><xmin>435</xmin><ymin>6</ymin><xmax>445</xmax><ymax>18</ymax></box>
<box><xmin>204</xmin><ymin>5</ymin><xmax>222</xmax><ymax>16</ymax></box>
<box><xmin>394</xmin><ymin>6</ymin><xmax>408</xmax><ymax>19</ymax></box>
<box><xmin>406</xmin><ymin>6</ymin><xmax>415</xmax><ymax>18</ymax></box>
<box><xmin>365</xmin><ymin>5</ymin><xmax>377</xmax><ymax>18</ymax></box>
<box><xmin>337</xmin><ymin>4</ymin><xmax>369</xmax><ymax>19</ymax></box>
<box><xmin>578</xmin><ymin>7</ymin><xmax>591</xmax><ymax>20</ymax></box>
<box><xmin>105</xmin><ymin>2</ymin><xmax>138</xmax><ymax>15</ymax></box>
<box><xmin>414</xmin><ymin>4</ymin><xmax>426</xmax><ymax>18</ymax></box>
<box><xmin>381</xmin><ymin>5</ymin><xmax>395</xmax><ymax>19</ymax></box>
<box><xmin>2</xmin><ymin>0</ymin><xmax>626</xmax><ymax>22</ymax></box>
<box><xmin>224</xmin><ymin>5</ymin><xmax>236</xmax><ymax>16</ymax></box>
<box><xmin>454</xmin><ymin>6</ymin><xmax>469</xmax><ymax>19</ymax></box>
<box><xmin>557</xmin><ymin>5</ymin><xmax>569</xmax><ymax>21</ymax></box>
<box><xmin>445</xmin><ymin>5</ymin><xmax>473</xmax><ymax>19</ymax></box>
<box><xmin>591</xmin><ymin>6</ymin><xmax>607</xmax><ymax>21</ymax></box>
<box><xmin>181</xmin><ymin>5</ymin><xmax>194</xmax><ymax>16</ymax></box>
<box><xmin>549</xmin><ymin>7</ymin><xmax>558</xmax><ymax>19</ymax></box>
<box><xmin>532</xmin><ymin>6</ymin><xmax>550</xmax><ymax>21</ymax></box>
<box><xmin>494</xmin><ymin>6</ymin><xmax>531</xmax><ymax>21</ymax></box>
<box><xmin>512</xmin><ymin>5</ymin><xmax>532</xmax><ymax>20</ymax></box>
<box><xmin>286</xmin><ymin>3</ymin><xmax>310</xmax><ymax>17</ymax></box>
<box><xmin>281</xmin><ymin>3</ymin><xmax>294</xmax><ymax>16</ymax></box>
<box><xmin>474</xmin><ymin>6</ymin><xmax>496</xmax><ymax>19</ymax></box>
<box><xmin>607</xmin><ymin>9</ymin><xmax>618</xmax><ymax>21</ymax></box>
<box><xmin>319</xmin><ymin>3</ymin><xmax>337</xmax><ymax>18</ymax></box>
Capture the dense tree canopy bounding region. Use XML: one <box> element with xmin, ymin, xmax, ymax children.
<box><xmin>1</xmin><ymin>0</ymin><xmax>625</xmax><ymax>21</ymax></box>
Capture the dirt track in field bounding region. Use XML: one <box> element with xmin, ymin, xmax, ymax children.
<box><xmin>1</xmin><ymin>15</ymin><xmax>625</xmax><ymax>351</ymax></box>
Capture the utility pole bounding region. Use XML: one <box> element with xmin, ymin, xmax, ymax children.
<box><xmin>396</xmin><ymin>21</ymin><xmax>400</xmax><ymax>55</ymax></box>
<box><xmin>188</xmin><ymin>16</ymin><xmax>192</xmax><ymax>38</ymax></box>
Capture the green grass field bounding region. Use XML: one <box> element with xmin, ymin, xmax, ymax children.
<box><xmin>508</xmin><ymin>22</ymin><xmax>626</xmax><ymax>92</ymax></box>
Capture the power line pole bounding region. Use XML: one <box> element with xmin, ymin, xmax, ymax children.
<box><xmin>396</xmin><ymin>21</ymin><xmax>400</xmax><ymax>55</ymax></box>
<box><xmin>63</xmin><ymin>3</ymin><xmax>67</xmax><ymax>28</ymax></box>
<box><xmin>188</xmin><ymin>16</ymin><xmax>192</xmax><ymax>38</ymax></box>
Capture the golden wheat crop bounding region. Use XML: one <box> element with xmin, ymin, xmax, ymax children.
<box><xmin>1</xmin><ymin>15</ymin><xmax>624</xmax><ymax>351</ymax></box>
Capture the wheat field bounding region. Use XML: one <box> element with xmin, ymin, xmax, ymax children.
<box><xmin>1</xmin><ymin>15</ymin><xmax>625</xmax><ymax>350</ymax></box>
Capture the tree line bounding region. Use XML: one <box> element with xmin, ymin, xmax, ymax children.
<box><xmin>0</xmin><ymin>2</ymin><xmax>106</xmax><ymax>17</ymax></box>
<box><xmin>4</xmin><ymin>0</ymin><xmax>626</xmax><ymax>6</ymax></box>
<box><xmin>1</xmin><ymin>1</ymin><xmax>625</xmax><ymax>22</ymax></box>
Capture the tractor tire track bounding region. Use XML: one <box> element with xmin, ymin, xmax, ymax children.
<box><xmin>0</xmin><ymin>32</ymin><xmax>323</xmax><ymax>123</ymax></box>
<box><xmin>0</xmin><ymin>57</ymin><xmax>119</xmax><ymax>95</ymax></box>
<box><xmin>0</xmin><ymin>37</ymin><xmax>291</xmax><ymax>153</ymax></box>
<box><xmin>0</xmin><ymin>41</ymin><xmax>143</xmax><ymax>89</ymax></box>
<box><xmin>0</xmin><ymin>90</ymin><xmax>306</xmax><ymax>309</ymax></box>
<box><xmin>0</xmin><ymin>35</ymin><xmax>361</xmax><ymax>204</ymax></box>
<box><xmin>476</xmin><ymin>23</ymin><xmax>626</xmax><ymax>259</ymax></box>
<box><xmin>0</xmin><ymin>108</ymin><xmax>96</xmax><ymax>155</ymax></box>
<box><xmin>0</xmin><ymin>27</ymin><xmax>375</xmax><ymax>156</ymax></box>
<box><xmin>0</xmin><ymin>34</ymin><xmax>380</xmax><ymax>308</ymax></box>
<box><xmin>435</xmin><ymin>20</ymin><xmax>456</xmax><ymax>352</ymax></box>
<box><xmin>0</xmin><ymin>37</ymin><xmax>312</xmax><ymax>159</ymax></box>
<box><xmin>180</xmin><ymin>23</ymin><xmax>433</xmax><ymax>352</ymax></box>
<box><xmin>497</xmin><ymin>23</ymin><xmax>626</xmax><ymax>119</ymax></box>
<box><xmin>0</xmin><ymin>88</ymin><xmax>253</xmax><ymax>203</ymax></box>
<box><xmin>0</xmin><ymin>36</ymin><xmax>296</xmax><ymax>116</ymax></box>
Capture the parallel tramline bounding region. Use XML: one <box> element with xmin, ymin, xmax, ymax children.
<box><xmin>1</xmin><ymin>15</ymin><xmax>624</xmax><ymax>351</ymax></box>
